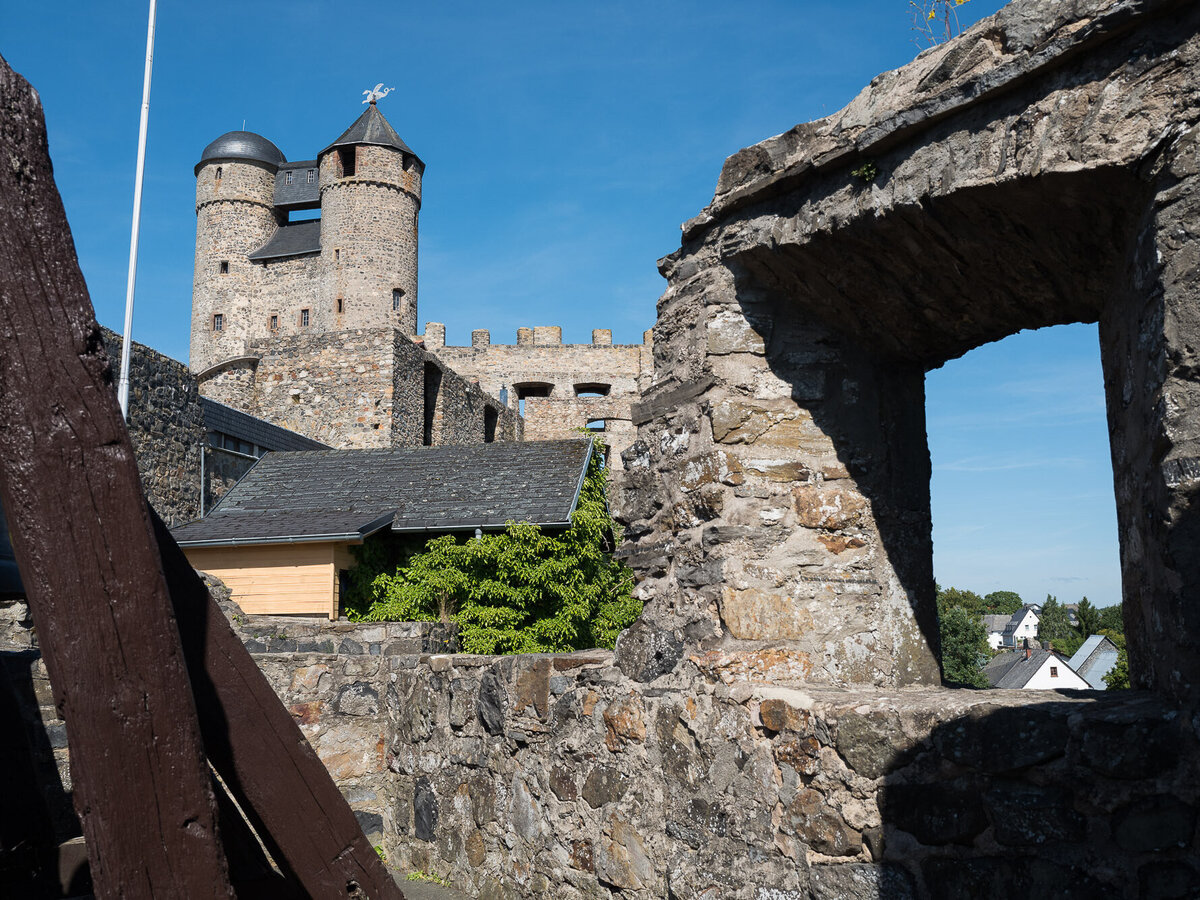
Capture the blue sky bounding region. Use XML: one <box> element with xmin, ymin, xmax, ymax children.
<box><xmin>4</xmin><ymin>0</ymin><xmax>1120</xmax><ymax>607</ymax></box>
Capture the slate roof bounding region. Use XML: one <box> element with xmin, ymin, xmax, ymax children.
<box><xmin>172</xmin><ymin>439</ymin><xmax>594</xmax><ymax>547</ymax></box>
<box><xmin>247</xmin><ymin>220</ymin><xmax>321</xmax><ymax>261</ymax></box>
<box><xmin>982</xmin><ymin>614</ymin><xmax>1011</xmax><ymax>634</ymax></box>
<box><xmin>321</xmin><ymin>104</ymin><xmax>421</xmax><ymax>162</ymax></box>
<box><xmin>196</xmin><ymin>131</ymin><xmax>286</xmax><ymax>173</ymax></box>
<box><xmin>1067</xmin><ymin>635</ymin><xmax>1120</xmax><ymax>689</ymax></box>
<box><xmin>201</xmin><ymin>398</ymin><xmax>329</xmax><ymax>452</ymax></box>
<box><xmin>274</xmin><ymin>160</ymin><xmax>320</xmax><ymax>209</ymax></box>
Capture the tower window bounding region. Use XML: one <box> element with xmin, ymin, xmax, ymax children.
<box><xmin>338</xmin><ymin>147</ymin><xmax>356</xmax><ymax>177</ymax></box>
<box><xmin>300</xmin><ymin>309</ymin><xmax>310</xmax><ymax>327</ymax></box>
<box><xmin>212</xmin><ymin>314</ymin><xmax>223</xmax><ymax>332</ymax></box>
<box><xmin>392</xmin><ymin>288</ymin><xmax>404</xmax><ymax>311</ymax></box>
<box><xmin>337</xmin><ymin>298</ymin><xmax>344</xmax><ymax>314</ymax></box>
<box><xmin>307</xmin><ymin>169</ymin><xmax>316</xmax><ymax>183</ymax></box>
<box><xmin>334</xmin><ymin>249</ymin><xmax>340</xmax><ymax>262</ymax></box>
<box><xmin>269</xmin><ymin>315</ymin><xmax>278</xmax><ymax>331</ymax></box>
<box><xmin>219</xmin><ymin>260</ymin><xmax>229</xmax><ymax>275</ymax></box>
<box><xmin>215</xmin><ymin>166</ymin><xmax>222</xmax><ymax>180</ymax></box>
<box><xmin>484</xmin><ymin>407</ymin><xmax>497</xmax><ymax>443</ymax></box>
<box><xmin>285</xmin><ymin>171</ymin><xmax>294</xmax><ymax>184</ymax></box>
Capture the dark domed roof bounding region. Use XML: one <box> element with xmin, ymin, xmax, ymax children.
<box><xmin>196</xmin><ymin>131</ymin><xmax>286</xmax><ymax>173</ymax></box>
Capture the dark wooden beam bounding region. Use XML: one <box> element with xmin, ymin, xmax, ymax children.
<box><xmin>154</xmin><ymin>512</ymin><xmax>406</xmax><ymax>899</ymax></box>
<box><xmin>0</xmin><ymin>55</ymin><xmax>234</xmax><ymax>897</ymax></box>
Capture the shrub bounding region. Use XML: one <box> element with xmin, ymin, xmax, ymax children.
<box><xmin>348</xmin><ymin>446</ymin><xmax>640</xmax><ymax>654</ymax></box>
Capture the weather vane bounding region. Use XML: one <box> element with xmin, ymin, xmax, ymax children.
<box><xmin>362</xmin><ymin>83</ymin><xmax>394</xmax><ymax>104</ymax></box>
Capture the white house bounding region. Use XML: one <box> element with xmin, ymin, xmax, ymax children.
<box><xmin>983</xmin><ymin>644</ymin><xmax>1091</xmax><ymax>690</ymax></box>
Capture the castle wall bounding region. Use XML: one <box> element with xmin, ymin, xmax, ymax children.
<box><xmin>199</xmin><ymin>327</ymin><xmax>519</xmax><ymax>451</ymax></box>
<box><xmin>431</xmin><ymin>327</ymin><xmax>652</xmax><ymax>470</ymax></box>
<box><xmin>8</xmin><ymin>594</ymin><xmax>1195</xmax><ymax>900</ymax></box>
<box><xmin>99</xmin><ymin>329</ymin><xmax>205</xmax><ymax>527</ymax></box>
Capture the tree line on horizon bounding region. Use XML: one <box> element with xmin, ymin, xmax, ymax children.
<box><xmin>936</xmin><ymin>584</ymin><xmax>1128</xmax><ymax>690</ymax></box>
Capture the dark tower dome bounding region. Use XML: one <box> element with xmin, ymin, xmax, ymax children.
<box><xmin>195</xmin><ymin>131</ymin><xmax>286</xmax><ymax>174</ymax></box>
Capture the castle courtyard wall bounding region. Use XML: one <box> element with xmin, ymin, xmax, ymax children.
<box><xmin>6</xmin><ymin>597</ymin><xmax>1195</xmax><ymax>900</ymax></box>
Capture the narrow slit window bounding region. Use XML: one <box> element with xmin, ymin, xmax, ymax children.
<box><xmin>392</xmin><ymin>288</ymin><xmax>404</xmax><ymax>311</ymax></box>
<box><xmin>212</xmin><ymin>314</ymin><xmax>223</xmax><ymax>332</ymax></box>
<box><xmin>334</xmin><ymin>249</ymin><xmax>340</xmax><ymax>262</ymax></box>
<box><xmin>337</xmin><ymin>298</ymin><xmax>344</xmax><ymax>314</ymax></box>
<box><xmin>300</xmin><ymin>309</ymin><xmax>310</xmax><ymax>327</ymax></box>
<box><xmin>219</xmin><ymin>260</ymin><xmax>229</xmax><ymax>275</ymax></box>
<box><xmin>215</xmin><ymin>166</ymin><xmax>222</xmax><ymax>180</ymax></box>
<box><xmin>269</xmin><ymin>314</ymin><xmax>279</xmax><ymax>331</ymax></box>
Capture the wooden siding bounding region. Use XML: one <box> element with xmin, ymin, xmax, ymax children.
<box><xmin>185</xmin><ymin>543</ymin><xmax>352</xmax><ymax>620</ymax></box>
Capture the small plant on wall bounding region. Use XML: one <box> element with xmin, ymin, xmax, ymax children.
<box><xmin>345</xmin><ymin>445</ymin><xmax>640</xmax><ymax>653</ymax></box>
<box><xmin>910</xmin><ymin>0</ymin><xmax>971</xmax><ymax>46</ymax></box>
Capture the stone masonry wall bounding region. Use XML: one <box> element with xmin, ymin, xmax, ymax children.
<box><xmin>6</xmin><ymin>592</ymin><xmax>1198</xmax><ymax>899</ymax></box>
<box><xmin>99</xmin><ymin>328</ymin><xmax>204</xmax><ymax>526</ymax></box>
<box><xmin>431</xmin><ymin>326</ymin><xmax>653</xmax><ymax>472</ymax></box>
<box><xmin>199</xmin><ymin>326</ymin><xmax>520</xmax><ymax>450</ymax></box>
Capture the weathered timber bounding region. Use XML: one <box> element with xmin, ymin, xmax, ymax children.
<box><xmin>0</xmin><ymin>55</ymin><xmax>234</xmax><ymax>896</ymax></box>
<box><xmin>154</xmin><ymin>512</ymin><xmax>406</xmax><ymax>899</ymax></box>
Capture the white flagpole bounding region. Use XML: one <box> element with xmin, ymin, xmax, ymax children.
<box><xmin>117</xmin><ymin>0</ymin><xmax>158</xmax><ymax>420</ymax></box>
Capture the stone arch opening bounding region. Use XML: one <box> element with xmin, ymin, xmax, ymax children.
<box><xmin>708</xmin><ymin>168</ymin><xmax>1171</xmax><ymax>687</ymax></box>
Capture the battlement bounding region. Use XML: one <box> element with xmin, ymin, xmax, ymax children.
<box><xmin>420</xmin><ymin>322</ymin><xmax>653</xmax><ymax>349</ymax></box>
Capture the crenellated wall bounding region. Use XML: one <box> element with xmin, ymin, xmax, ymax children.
<box><xmin>429</xmin><ymin>324</ymin><xmax>653</xmax><ymax>471</ymax></box>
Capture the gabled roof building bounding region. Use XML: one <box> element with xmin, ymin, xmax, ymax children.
<box><xmin>984</xmin><ymin>642</ymin><xmax>1091</xmax><ymax>690</ymax></box>
<box><xmin>173</xmin><ymin>439</ymin><xmax>595</xmax><ymax>619</ymax></box>
<box><xmin>1067</xmin><ymin>635</ymin><xmax>1121</xmax><ymax>689</ymax></box>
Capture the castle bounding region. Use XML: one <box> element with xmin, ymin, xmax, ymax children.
<box><xmin>190</xmin><ymin>99</ymin><xmax>652</xmax><ymax>466</ymax></box>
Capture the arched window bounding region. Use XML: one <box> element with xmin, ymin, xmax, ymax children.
<box><xmin>215</xmin><ymin>166</ymin><xmax>223</xmax><ymax>180</ymax></box>
<box><xmin>574</xmin><ymin>382</ymin><xmax>611</xmax><ymax>398</ymax></box>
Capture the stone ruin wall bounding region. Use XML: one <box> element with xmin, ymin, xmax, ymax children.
<box><xmin>6</xmin><ymin>595</ymin><xmax>1197</xmax><ymax>900</ymax></box>
<box><xmin>198</xmin><ymin>326</ymin><xmax>521</xmax><ymax>451</ymax></box>
<box><xmin>429</xmin><ymin>324</ymin><xmax>653</xmax><ymax>471</ymax></box>
<box><xmin>617</xmin><ymin>0</ymin><xmax>1200</xmax><ymax>699</ymax></box>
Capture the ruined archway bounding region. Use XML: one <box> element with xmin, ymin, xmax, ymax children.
<box><xmin>618</xmin><ymin>0</ymin><xmax>1200</xmax><ymax>701</ymax></box>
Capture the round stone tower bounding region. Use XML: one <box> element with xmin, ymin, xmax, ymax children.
<box><xmin>316</xmin><ymin>102</ymin><xmax>422</xmax><ymax>336</ymax></box>
<box><xmin>191</xmin><ymin>131</ymin><xmax>284</xmax><ymax>373</ymax></box>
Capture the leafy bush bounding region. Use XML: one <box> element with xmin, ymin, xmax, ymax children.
<box><xmin>347</xmin><ymin>446</ymin><xmax>640</xmax><ymax>654</ymax></box>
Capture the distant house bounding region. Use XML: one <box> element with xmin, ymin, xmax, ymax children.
<box><xmin>983</xmin><ymin>605</ymin><xmax>1041</xmax><ymax>650</ymax></box>
<box><xmin>983</xmin><ymin>614</ymin><xmax>1012</xmax><ymax>650</ymax></box>
<box><xmin>984</xmin><ymin>642</ymin><xmax>1091</xmax><ymax>690</ymax></box>
<box><xmin>172</xmin><ymin>439</ymin><xmax>596</xmax><ymax>619</ymax></box>
<box><xmin>1067</xmin><ymin>635</ymin><xmax>1120</xmax><ymax>689</ymax></box>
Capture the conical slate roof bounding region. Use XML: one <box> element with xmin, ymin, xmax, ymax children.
<box><xmin>320</xmin><ymin>104</ymin><xmax>421</xmax><ymax>163</ymax></box>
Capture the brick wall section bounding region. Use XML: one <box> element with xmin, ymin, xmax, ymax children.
<box><xmin>431</xmin><ymin>326</ymin><xmax>652</xmax><ymax>470</ymax></box>
<box><xmin>199</xmin><ymin>327</ymin><xmax>520</xmax><ymax>450</ymax></box>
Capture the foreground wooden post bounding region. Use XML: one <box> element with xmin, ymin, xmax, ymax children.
<box><xmin>0</xmin><ymin>56</ymin><xmax>233</xmax><ymax>898</ymax></box>
<box><xmin>0</xmin><ymin>54</ymin><xmax>405</xmax><ymax>898</ymax></box>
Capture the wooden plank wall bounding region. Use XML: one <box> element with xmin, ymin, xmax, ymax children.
<box><xmin>186</xmin><ymin>543</ymin><xmax>342</xmax><ymax>619</ymax></box>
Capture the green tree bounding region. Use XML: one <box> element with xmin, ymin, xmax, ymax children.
<box><xmin>350</xmin><ymin>448</ymin><xmax>640</xmax><ymax>653</ymax></box>
<box><xmin>1098</xmin><ymin>603</ymin><xmax>1124</xmax><ymax>634</ymax></box>
<box><xmin>936</xmin><ymin>585</ymin><xmax>984</xmax><ymax>617</ymax></box>
<box><xmin>1038</xmin><ymin>595</ymin><xmax>1082</xmax><ymax>656</ymax></box>
<box><xmin>938</xmin><ymin>604</ymin><xmax>989</xmax><ymax>688</ymax></box>
<box><xmin>1075</xmin><ymin>597</ymin><xmax>1101</xmax><ymax>637</ymax></box>
<box><xmin>982</xmin><ymin>590</ymin><xmax>1023</xmax><ymax>615</ymax></box>
<box><xmin>1101</xmin><ymin>630</ymin><xmax>1130</xmax><ymax>689</ymax></box>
